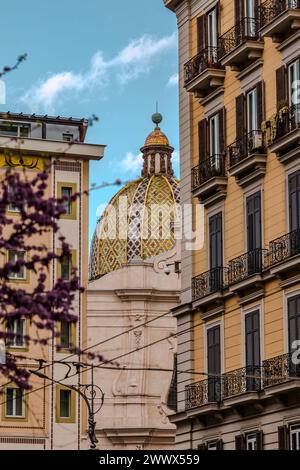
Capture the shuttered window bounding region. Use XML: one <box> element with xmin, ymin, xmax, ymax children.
<box><xmin>288</xmin><ymin>169</ymin><xmax>300</xmax><ymax>232</ymax></box>
<box><xmin>207</xmin><ymin>325</ymin><xmax>221</xmax><ymax>402</ymax></box>
<box><xmin>246</xmin><ymin>191</ymin><xmax>262</xmax><ymax>252</ymax></box>
<box><xmin>288</xmin><ymin>294</ymin><xmax>300</xmax><ymax>354</ymax></box>
<box><xmin>209</xmin><ymin>212</ymin><xmax>223</xmax><ymax>269</ymax></box>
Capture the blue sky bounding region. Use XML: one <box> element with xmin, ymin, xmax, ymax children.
<box><xmin>1</xmin><ymin>0</ymin><xmax>179</xmax><ymax>243</ymax></box>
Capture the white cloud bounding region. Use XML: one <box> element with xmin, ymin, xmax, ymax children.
<box><xmin>20</xmin><ymin>33</ymin><xmax>177</xmax><ymax>112</ymax></box>
<box><xmin>167</xmin><ymin>73</ymin><xmax>179</xmax><ymax>87</ymax></box>
<box><xmin>121</xmin><ymin>152</ymin><xmax>143</xmax><ymax>174</ymax></box>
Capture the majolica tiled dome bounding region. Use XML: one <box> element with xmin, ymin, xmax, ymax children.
<box><xmin>89</xmin><ymin>115</ymin><xmax>180</xmax><ymax>280</ymax></box>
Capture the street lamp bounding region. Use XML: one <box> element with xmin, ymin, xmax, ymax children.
<box><xmin>30</xmin><ymin>362</ymin><xmax>104</xmax><ymax>450</ymax></box>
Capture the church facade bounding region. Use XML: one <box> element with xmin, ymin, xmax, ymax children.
<box><xmin>87</xmin><ymin>115</ymin><xmax>181</xmax><ymax>450</ymax></box>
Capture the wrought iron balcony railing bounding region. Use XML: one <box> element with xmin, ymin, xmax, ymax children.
<box><xmin>184</xmin><ymin>46</ymin><xmax>222</xmax><ymax>87</ymax></box>
<box><xmin>222</xmin><ymin>366</ymin><xmax>263</xmax><ymax>399</ymax></box>
<box><xmin>185</xmin><ymin>354</ymin><xmax>300</xmax><ymax>411</ymax></box>
<box><xmin>191</xmin><ymin>154</ymin><xmax>227</xmax><ymax>191</ymax></box>
<box><xmin>228</xmin><ymin>130</ymin><xmax>265</xmax><ymax>168</ymax></box>
<box><xmin>259</xmin><ymin>0</ymin><xmax>300</xmax><ymax>29</ymax></box>
<box><xmin>185</xmin><ymin>377</ymin><xmax>222</xmax><ymax>409</ymax></box>
<box><xmin>227</xmin><ymin>248</ymin><xmax>266</xmax><ymax>285</ymax></box>
<box><xmin>219</xmin><ymin>17</ymin><xmax>260</xmax><ymax>59</ymax></box>
<box><xmin>266</xmin><ymin>228</ymin><xmax>300</xmax><ymax>268</ymax></box>
<box><xmin>192</xmin><ymin>267</ymin><xmax>225</xmax><ymax>301</ymax></box>
<box><xmin>268</xmin><ymin>103</ymin><xmax>300</xmax><ymax>144</ymax></box>
<box><xmin>263</xmin><ymin>352</ymin><xmax>300</xmax><ymax>388</ymax></box>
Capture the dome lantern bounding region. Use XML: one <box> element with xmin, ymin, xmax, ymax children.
<box><xmin>140</xmin><ymin>113</ymin><xmax>174</xmax><ymax>178</ymax></box>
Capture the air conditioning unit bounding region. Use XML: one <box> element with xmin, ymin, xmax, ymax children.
<box><xmin>250</xmin><ymin>132</ymin><xmax>263</xmax><ymax>152</ymax></box>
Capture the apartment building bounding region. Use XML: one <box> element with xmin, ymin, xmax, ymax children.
<box><xmin>164</xmin><ymin>0</ymin><xmax>300</xmax><ymax>450</ymax></box>
<box><xmin>0</xmin><ymin>112</ymin><xmax>105</xmax><ymax>449</ymax></box>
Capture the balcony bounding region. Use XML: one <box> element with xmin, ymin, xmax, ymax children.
<box><xmin>228</xmin><ymin>130</ymin><xmax>267</xmax><ymax>187</ymax></box>
<box><xmin>259</xmin><ymin>0</ymin><xmax>300</xmax><ymax>42</ymax></box>
<box><xmin>192</xmin><ymin>267</ymin><xmax>225</xmax><ymax>306</ymax></box>
<box><xmin>266</xmin><ymin>228</ymin><xmax>300</xmax><ymax>277</ymax></box>
<box><xmin>219</xmin><ymin>18</ymin><xmax>264</xmax><ymax>70</ymax></box>
<box><xmin>263</xmin><ymin>352</ymin><xmax>300</xmax><ymax>397</ymax></box>
<box><xmin>185</xmin><ymin>354</ymin><xmax>300</xmax><ymax>414</ymax></box>
<box><xmin>184</xmin><ymin>47</ymin><xmax>225</xmax><ymax>98</ymax></box>
<box><xmin>191</xmin><ymin>154</ymin><xmax>227</xmax><ymax>206</ymax></box>
<box><xmin>227</xmin><ymin>248</ymin><xmax>266</xmax><ymax>293</ymax></box>
<box><xmin>267</xmin><ymin>103</ymin><xmax>300</xmax><ymax>164</ymax></box>
<box><xmin>185</xmin><ymin>378</ymin><xmax>222</xmax><ymax>412</ymax></box>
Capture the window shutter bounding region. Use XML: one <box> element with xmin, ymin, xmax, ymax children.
<box><xmin>216</xmin><ymin>1</ymin><xmax>221</xmax><ymax>37</ymax></box>
<box><xmin>288</xmin><ymin>170</ymin><xmax>300</xmax><ymax>232</ymax></box>
<box><xmin>235</xmin><ymin>0</ymin><xmax>242</xmax><ymax>22</ymax></box>
<box><xmin>278</xmin><ymin>425</ymin><xmax>290</xmax><ymax>450</ymax></box>
<box><xmin>216</xmin><ymin>439</ymin><xmax>224</xmax><ymax>450</ymax></box>
<box><xmin>256</xmin><ymin>81</ymin><xmax>264</xmax><ymax>129</ymax></box>
<box><xmin>218</xmin><ymin>107</ymin><xmax>226</xmax><ymax>154</ymax></box>
<box><xmin>197</xmin><ymin>15</ymin><xmax>206</xmax><ymax>52</ymax></box>
<box><xmin>276</xmin><ymin>66</ymin><xmax>287</xmax><ymax>109</ymax></box>
<box><xmin>236</xmin><ymin>94</ymin><xmax>245</xmax><ymax>141</ymax></box>
<box><xmin>198</xmin><ymin>443</ymin><xmax>207</xmax><ymax>451</ymax></box>
<box><xmin>256</xmin><ymin>430</ymin><xmax>264</xmax><ymax>450</ymax></box>
<box><xmin>198</xmin><ymin>119</ymin><xmax>207</xmax><ymax>163</ymax></box>
<box><xmin>235</xmin><ymin>434</ymin><xmax>245</xmax><ymax>450</ymax></box>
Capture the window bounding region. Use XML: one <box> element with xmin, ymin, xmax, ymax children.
<box><xmin>236</xmin><ymin>431</ymin><xmax>263</xmax><ymax>450</ymax></box>
<box><xmin>60</xmin><ymin>389</ymin><xmax>71</xmax><ymax>418</ymax></box>
<box><xmin>0</xmin><ymin>121</ymin><xmax>30</xmax><ymax>137</ymax></box>
<box><xmin>209</xmin><ymin>114</ymin><xmax>220</xmax><ymax>157</ymax></box>
<box><xmin>7</xmin><ymin>184</ymin><xmax>19</xmax><ymax>213</ymax></box>
<box><xmin>209</xmin><ymin>212</ymin><xmax>223</xmax><ymax>270</ymax></box>
<box><xmin>287</xmin><ymin>294</ymin><xmax>300</xmax><ymax>354</ymax></box>
<box><xmin>6</xmin><ymin>318</ymin><xmax>26</xmax><ymax>348</ymax></box>
<box><xmin>57</xmin><ymin>249</ymin><xmax>76</xmax><ymax>281</ymax></box>
<box><xmin>61</xmin><ymin>186</ymin><xmax>72</xmax><ymax>215</ymax></box>
<box><xmin>288</xmin><ymin>60</ymin><xmax>300</xmax><ymax>108</ymax></box>
<box><xmin>244</xmin><ymin>0</ymin><xmax>256</xmax><ymax>36</ymax></box>
<box><xmin>57</xmin><ymin>183</ymin><xmax>77</xmax><ymax>220</ymax></box>
<box><xmin>59</xmin><ymin>321</ymin><xmax>74</xmax><ymax>350</ymax></box>
<box><xmin>246</xmin><ymin>88</ymin><xmax>258</xmax><ymax>133</ymax></box>
<box><xmin>207</xmin><ymin>441</ymin><xmax>217</xmax><ymax>450</ymax></box>
<box><xmin>7</xmin><ymin>250</ymin><xmax>26</xmax><ymax>280</ymax></box>
<box><xmin>56</xmin><ymin>385</ymin><xmax>76</xmax><ymax>423</ymax></box>
<box><xmin>290</xmin><ymin>423</ymin><xmax>300</xmax><ymax>450</ymax></box>
<box><xmin>61</xmin><ymin>255</ymin><xmax>71</xmax><ymax>280</ymax></box>
<box><xmin>246</xmin><ymin>432</ymin><xmax>258</xmax><ymax>450</ymax></box>
<box><xmin>207</xmin><ymin>325</ymin><xmax>221</xmax><ymax>402</ymax></box>
<box><xmin>288</xmin><ymin>169</ymin><xmax>300</xmax><ymax>234</ymax></box>
<box><xmin>207</xmin><ymin>8</ymin><xmax>218</xmax><ymax>60</ymax></box>
<box><xmin>246</xmin><ymin>191</ymin><xmax>262</xmax><ymax>252</ymax></box>
<box><xmin>5</xmin><ymin>388</ymin><xmax>25</xmax><ymax>418</ymax></box>
<box><xmin>62</xmin><ymin>133</ymin><xmax>74</xmax><ymax>142</ymax></box>
<box><xmin>245</xmin><ymin>310</ymin><xmax>261</xmax><ymax>391</ymax></box>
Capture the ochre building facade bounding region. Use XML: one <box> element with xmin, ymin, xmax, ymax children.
<box><xmin>165</xmin><ymin>0</ymin><xmax>300</xmax><ymax>450</ymax></box>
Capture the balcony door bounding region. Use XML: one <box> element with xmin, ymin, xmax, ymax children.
<box><xmin>244</xmin><ymin>0</ymin><xmax>257</xmax><ymax>36</ymax></box>
<box><xmin>209</xmin><ymin>212</ymin><xmax>223</xmax><ymax>293</ymax></box>
<box><xmin>209</xmin><ymin>113</ymin><xmax>220</xmax><ymax>171</ymax></box>
<box><xmin>288</xmin><ymin>295</ymin><xmax>300</xmax><ymax>377</ymax></box>
<box><xmin>245</xmin><ymin>310</ymin><xmax>261</xmax><ymax>390</ymax></box>
<box><xmin>288</xmin><ymin>59</ymin><xmax>300</xmax><ymax>123</ymax></box>
<box><xmin>207</xmin><ymin>325</ymin><xmax>221</xmax><ymax>402</ymax></box>
<box><xmin>247</xmin><ymin>88</ymin><xmax>258</xmax><ymax>134</ymax></box>
<box><xmin>246</xmin><ymin>191</ymin><xmax>262</xmax><ymax>274</ymax></box>
<box><xmin>289</xmin><ymin>169</ymin><xmax>300</xmax><ymax>255</ymax></box>
<box><xmin>207</xmin><ymin>8</ymin><xmax>218</xmax><ymax>61</ymax></box>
